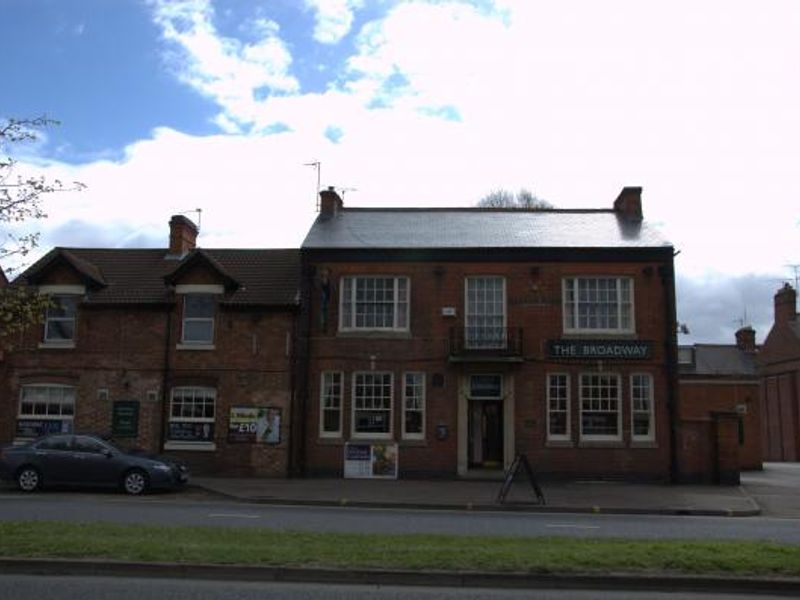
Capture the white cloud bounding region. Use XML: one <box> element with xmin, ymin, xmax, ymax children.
<box><xmin>304</xmin><ymin>0</ymin><xmax>364</xmax><ymax>44</ymax></box>
<box><xmin>148</xmin><ymin>0</ymin><xmax>299</xmax><ymax>129</ymax></box>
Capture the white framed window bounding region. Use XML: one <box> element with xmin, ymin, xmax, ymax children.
<box><xmin>320</xmin><ymin>371</ymin><xmax>344</xmax><ymax>438</ymax></box>
<box><xmin>44</xmin><ymin>296</ymin><xmax>78</xmax><ymax>343</ymax></box>
<box><xmin>181</xmin><ymin>294</ymin><xmax>215</xmax><ymax>344</ymax></box>
<box><xmin>563</xmin><ymin>277</ymin><xmax>634</xmax><ymax>334</ymax></box>
<box><xmin>631</xmin><ymin>373</ymin><xmax>655</xmax><ymax>441</ymax></box>
<box><xmin>579</xmin><ymin>373</ymin><xmax>622</xmax><ymax>441</ymax></box>
<box><xmin>17</xmin><ymin>385</ymin><xmax>75</xmax><ymax>438</ymax></box>
<box><xmin>402</xmin><ymin>372</ymin><xmax>425</xmax><ymax>440</ymax></box>
<box><xmin>167</xmin><ymin>387</ymin><xmax>216</xmax><ymax>447</ymax></box>
<box><xmin>352</xmin><ymin>372</ymin><xmax>393</xmax><ymax>439</ymax></box>
<box><xmin>465</xmin><ymin>276</ymin><xmax>506</xmax><ymax>349</ymax></box>
<box><xmin>547</xmin><ymin>373</ymin><xmax>570</xmax><ymax>440</ymax></box>
<box><xmin>340</xmin><ymin>276</ymin><xmax>409</xmax><ymax>331</ymax></box>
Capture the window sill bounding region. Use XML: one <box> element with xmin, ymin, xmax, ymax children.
<box><xmin>399</xmin><ymin>438</ymin><xmax>427</xmax><ymax>447</ymax></box>
<box><xmin>578</xmin><ymin>440</ymin><xmax>625</xmax><ymax>448</ymax></box>
<box><xmin>337</xmin><ymin>330</ymin><xmax>412</xmax><ymax>340</ymax></box>
<box><xmin>349</xmin><ymin>435</ymin><xmax>394</xmax><ymax>442</ymax></box>
<box><xmin>176</xmin><ymin>343</ymin><xmax>216</xmax><ymax>351</ymax></box>
<box><xmin>38</xmin><ymin>341</ymin><xmax>75</xmax><ymax>350</ymax></box>
<box><xmin>545</xmin><ymin>439</ymin><xmax>574</xmax><ymax>448</ymax></box>
<box><xmin>164</xmin><ymin>441</ymin><xmax>216</xmax><ymax>451</ymax></box>
<box><xmin>630</xmin><ymin>440</ymin><xmax>658</xmax><ymax>448</ymax></box>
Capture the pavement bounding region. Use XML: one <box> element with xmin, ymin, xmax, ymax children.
<box><xmin>190</xmin><ymin>473</ymin><xmax>762</xmax><ymax>517</ymax></box>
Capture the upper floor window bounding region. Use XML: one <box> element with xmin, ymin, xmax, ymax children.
<box><xmin>44</xmin><ymin>296</ymin><xmax>78</xmax><ymax>343</ymax></box>
<box><xmin>465</xmin><ymin>276</ymin><xmax>506</xmax><ymax>349</ymax></box>
<box><xmin>340</xmin><ymin>276</ymin><xmax>409</xmax><ymax>331</ymax></box>
<box><xmin>182</xmin><ymin>294</ymin><xmax>215</xmax><ymax>344</ymax></box>
<box><xmin>563</xmin><ymin>277</ymin><xmax>633</xmax><ymax>334</ymax></box>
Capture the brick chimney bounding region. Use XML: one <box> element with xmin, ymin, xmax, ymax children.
<box><xmin>774</xmin><ymin>283</ymin><xmax>797</xmax><ymax>325</ymax></box>
<box><xmin>168</xmin><ymin>215</ymin><xmax>199</xmax><ymax>257</ymax></box>
<box><xmin>613</xmin><ymin>186</ymin><xmax>643</xmax><ymax>221</ymax></box>
<box><xmin>735</xmin><ymin>326</ymin><xmax>756</xmax><ymax>353</ymax></box>
<box><xmin>319</xmin><ymin>186</ymin><xmax>343</xmax><ymax>220</ymax></box>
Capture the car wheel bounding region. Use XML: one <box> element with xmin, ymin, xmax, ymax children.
<box><xmin>16</xmin><ymin>467</ymin><xmax>41</xmax><ymax>492</ymax></box>
<box><xmin>122</xmin><ymin>469</ymin><xmax>149</xmax><ymax>495</ymax></box>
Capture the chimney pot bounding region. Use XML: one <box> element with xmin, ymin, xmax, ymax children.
<box><xmin>614</xmin><ymin>186</ymin><xmax>643</xmax><ymax>221</ymax></box>
<box><xmin>168</xmin><ymin>215</ymin><xmax>199</xmax><ymax>257</ymax></box>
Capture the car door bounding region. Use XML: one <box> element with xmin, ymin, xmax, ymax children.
<box><xmin>33</xmin><ymin>435</ymin><xmax>75</xmax><ymax>484</ymax></box>
<box><xmin>70</xmin><ymin>436</ymin><xmax>120</xmax><ymax>487</ymax></box>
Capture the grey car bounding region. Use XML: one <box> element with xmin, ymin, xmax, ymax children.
<box><xmin>0</xmin><ymin>434</ymin><xmax>189</xmax><ymax>495</ymax></box>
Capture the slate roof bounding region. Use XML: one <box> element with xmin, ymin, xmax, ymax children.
<box><xmin>18</xmin><ymin>248</ymin><xmax>300</xmax><ymax>307</ymax></box>
<box><xmin>679</xmin><ymin>345</ymin><xmax>758</xmax><ymax>378</ymax></box>
<box><xmin>302</xmin><ymin>208</ymin><xmax>672</xmax><ymax>250</ymax></box>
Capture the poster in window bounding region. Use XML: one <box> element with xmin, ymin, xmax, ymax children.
<box><xmin>168</xmin><ymin>421</ymin><xmax>214</xmax><ymax>442</ymax></box>
<box><xmin>15</xmin><ymin>419</ymin><xmax>72</xmax><ymax>439</ymax></box>
<box><xmin>344</xmin><ymin>442</ymin><xmax>398</xmax><ymax>479</ymax></box>
<box><xmin>228</xmin><ymin>407</ymin><xmax>281</xmax><ymax>444</ymax></box>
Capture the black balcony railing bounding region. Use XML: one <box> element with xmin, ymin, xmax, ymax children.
<box><xmin>449</xmin><ymin>327</ymin><xmax>524</xmax><ymax>359</ymax></box>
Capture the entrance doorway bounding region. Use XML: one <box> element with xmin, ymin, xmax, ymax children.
<box><xmin>466</xmin><ymin>374</ymin><xmax>505</xmax><ymax>470</ymax></box>
<box><xmin>468</xmin><ymin>400</ymin><xmax>504</xmax><ymax>468</ymax></box>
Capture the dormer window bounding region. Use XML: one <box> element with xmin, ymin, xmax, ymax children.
<box><xmin>182</xmin><ymin>294</ymin><xmax>215</xmax><ymax>344</ymax></box>
<box><xmin>44</xmin><ymin>295</ymin><xmax>78</xmax><ymax>343</ymax></box>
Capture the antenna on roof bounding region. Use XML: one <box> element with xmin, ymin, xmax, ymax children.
<box><xmin>338</xmin><ymin>186</ymin><xmax>358</xmax><ymax>198</ymax></box>
<box><xmin>785</xmin><ymin>264</ymin><xmax>800</xmax><ymax>291</ymax></box>
<box><xmin>304</xmin><ymin>160</ymin><xmax>321</xmax><ymax>211</ymax></box>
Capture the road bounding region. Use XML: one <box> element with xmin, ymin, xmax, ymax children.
<box><xmin>0</xmin><ymin>575</ymin><xmax>785</xmax><ymax>600</ymax></box>
<box><xmin>1</xmin><ymin>487</ymin><xmax>800</xmax><ymax>543</ymax></box>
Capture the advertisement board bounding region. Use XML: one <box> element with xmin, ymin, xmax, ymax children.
<box><xmin>343</xmin><ymin>442</ymin><xmax>398</xmax><ymax>479</ymax></box>
<box><xmin>15</xmin><ymin>419</ymin><xmax>72</xmax><ymax>439</ymax></box>
<box><xmin>228</xmin><ymin>407</ymin><xmax>281</xmax><ymax>444</ymax></box>
<box><xmin>168</xmin><ymin>422</ymin><xmax>214</xmax><ymax>442</ymax></box>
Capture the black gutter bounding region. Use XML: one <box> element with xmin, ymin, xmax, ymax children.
<box><xmin>159</xmin><ymin>290</ymin><xmax>174</xmax><ymax>452</ymax></box>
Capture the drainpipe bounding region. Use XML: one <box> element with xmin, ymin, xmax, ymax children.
<box><xmin>660</xmin><ymin>256</ymin><xmax>680</xmax><ymax>483</ymax></box>
<box><xmin>159</xmin><ymin>288</ymin><xmax>175</xmax><ymax>453</ymax></box>
<box><xmin>290</xmin><ymin>258</ymin><xmax>314</xmax><ymax>477</ymax></box>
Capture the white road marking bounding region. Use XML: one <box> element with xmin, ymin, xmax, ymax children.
<box><xmin>545</xmin><ymin>524</ymin><xmax>600</xmax><ymax>530</ymax></box>
<box><xmin>207</xmin><ymin>513</ymin><xmax>261</xmax><ymax>519</ymax></box>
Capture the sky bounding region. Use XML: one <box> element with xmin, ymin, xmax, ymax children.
<box><xmin>1</xmin><ymin>0</ymin><xmax>799</xmax><ymax>345</ymax></box>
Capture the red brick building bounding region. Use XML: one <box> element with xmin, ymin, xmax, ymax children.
<box><xmin>677</xmin><ymin>328</ymin><xmax>761</xmax><ymax>481</ymax></box>
<box><xmin>0</xmin><ymin>217</ymin><xmax>299</xmax><ymax>476</ymax></box>
<box><xmin>759</xmin><ymin>283</ymin><xmax>800</xmax><ymax>462</ymax></box>
<box><xmin>296</xmin><ymin>187</ymin><xmax>680</xmax><ymax>481</ymax></box>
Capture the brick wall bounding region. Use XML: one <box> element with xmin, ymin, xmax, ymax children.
<box><xmin>300</xmin><ymin>257</ymin><xmax>674</xmax><ymax>481</ymax></box>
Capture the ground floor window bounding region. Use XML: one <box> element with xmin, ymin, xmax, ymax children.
<box><xmin>168</xmin><ymin>386</ymin><xmax>216</xmax><ymax>445</ymax></box>
<box><xmin>352</xmin><ymin>372</ymin><xmax>393</xmax><ymax>439</ymax></box>
<box><xmin>631</xmin><ymin>373</ymin><xmax>654</xmax><ymax>441</ymax></box>
<box><xmin>547</xmin><ymin>374</ymin><xmax>570</xmax><ymax>440</ymax></box>
<box><xmin>320</xmin><ymin>371</ymin><xmax>343</xmax><ymax>437</ymax></box>
<box><xmin>579</xmin><ymin>373</ymin><xmax>621</xmax><ymax>440</ymax></box>
<box><xmin>402</xmin><ymin>372</ymin><xmax>425</xmax><ymax>440</ymax></box>
<box><xmin>16</xmin><ymin>384</ymin><xmax>75</xmax><ymax>438</ymax></box>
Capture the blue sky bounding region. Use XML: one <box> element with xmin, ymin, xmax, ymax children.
<box><xmin>2</xmin><ymin>0</ymin><xmax>800</xmax><ymax>343</ymax></box>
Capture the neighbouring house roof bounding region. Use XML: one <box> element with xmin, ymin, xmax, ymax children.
<box><xmin>302</xmin><ymin>208</ymin><xmax>672</xmax><ymax>250</ymax></box>
<box><xmin>679</xmin><ymin>344</ymin><xmax>758</xmax><ymax>378</ymax></box>
<box><xmin>17</xmin><ymin>247</ymin><xmax>300</xmax><ymax>307</ymax></box>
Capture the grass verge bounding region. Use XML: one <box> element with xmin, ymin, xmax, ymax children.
<box><xmin>1</xmin><ymin>521</ymin><xmax>799</xmax><ymax>577</ymax></box>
